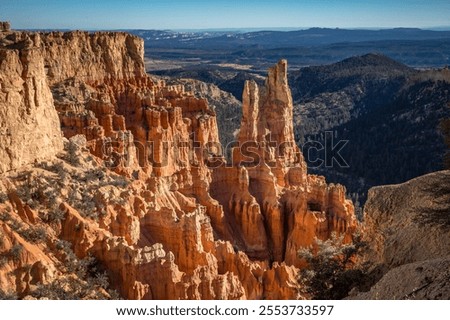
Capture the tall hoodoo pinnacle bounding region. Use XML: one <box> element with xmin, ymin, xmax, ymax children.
<box><xmin>265</xmin><ymin>59</ymin><xmax>292</xmax><ymax>110</ymax></box>
<box><xmin>237</xmin><ymin>59</ymin><xmax>300</xmax><ymax>166</ymax></box>
<box><xmin>223</xmin><ymin>59</ymin><xmax>355</xmax><ymax>263</ymax></box>
<box><xmin>239</xmin><ymin>80</ymin><xmax>260</xmax><ymax>142</ymax></box>
<box><xmin>260</xmin><ymin>59</ymin><xmax>296</xmax><ymax>156</ymax></box>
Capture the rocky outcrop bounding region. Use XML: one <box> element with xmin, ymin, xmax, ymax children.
<box><xmin>350</xmin><ymin>257</ymin><xmax>450</xmax><ymax>299</ymax></box>
<box><xmin>235</xmin><ymin>60</ymin><xmax>298</xmax><ymax>166</ymax></box>
<box><xmin>363</xmin><ymin>170</ymin><xmax>450</xmax><ymax>269</ymax></box>
<box><xmin>351</xmin><ymin>170</ymin><xmax>450</xmax><ymax>299</ymax></box>
<box><xmin>159</xmin><ymin>77</ymin><xmax>242</xmax><ymax>155</ymax></box>
<box><xmin>0</xmin><ymin>31</ymin><xmax>63</xmax><ymax>173</ymax></box>
<box><xmin>0</xmin><ymin>25</ymin><xmax>356</xmax><ymax>300</ymax></box>
<box><xmin>0</xmin><ymin>22</ymin><xmax>10</xmax><ymax>32</ymax></box>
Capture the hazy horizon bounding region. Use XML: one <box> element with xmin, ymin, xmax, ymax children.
<box><xmin>17</xmin><ymin>27</ymin><xmax>450</xmax><ymax>33</ymax></box>
<box><xmin>1</xmin><ymin>0</ymin><xmax>449</xmax><ymax>30</ymax></box>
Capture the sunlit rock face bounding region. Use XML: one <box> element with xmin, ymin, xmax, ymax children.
<box><xmin>0</xmin><ymin>24</ymin><xmax>356</xmax><ymax>299</ymax></box>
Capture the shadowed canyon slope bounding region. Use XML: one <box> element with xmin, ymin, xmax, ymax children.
<box><xmin>0</xmin><ymin>26</ymin><xmax>356</xmax><ymax>299</ymax></box>
<box><xmin>351</xmin><ymin>170</ymin><xmax>450</xmax><ymax>299</ymax></box>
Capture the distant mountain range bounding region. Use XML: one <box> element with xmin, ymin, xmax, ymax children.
<box><xmin>132</xmin><ymin>27</ymin><xmax>450</xmax><ymax>68</ymax></box>
<box><xmin>131</xmin><ymin>28</ymin><xmax>450</xmax><ymax>48</ymax></box>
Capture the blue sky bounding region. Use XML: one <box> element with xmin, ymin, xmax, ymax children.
<box><xmin>1</xmin><ymin>0</ymin><xmax>449</xmax><ymax>30</ymax></box>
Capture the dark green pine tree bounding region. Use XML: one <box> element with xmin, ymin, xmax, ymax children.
<box><xmin>441</xmin><ymin>103</ymin><xmax>450</xmax><ymax>169</ymax></box>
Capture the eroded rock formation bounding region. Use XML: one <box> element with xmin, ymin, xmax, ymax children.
<box><xmin>0</xmin><ymin>24</ymin><xmax>356</xmax><ymax>299</ymax></box>
<box><xmin>0</xmin><ymin>31</ymin><xmax>63</xmax><ymax>173</ymax></box>
<box><xmin>213</xmin><ymin>60</ymin><xmax>356</xmax><ymax>264</ymax></box>
<box><xmin>363</xmin><ymin>170</ymin><xmax>450</xmax><ymax>269</ymax></box>
<box><xmin>350</xmin><ymin>170</ymin><xmax>450</xmax><ymax>299</ymax></box>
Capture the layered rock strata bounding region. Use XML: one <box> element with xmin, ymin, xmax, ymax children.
<box><xmin>0</xmin><ymin>25</ymin><xmax>356</xmax><ymax>299</ymax></box>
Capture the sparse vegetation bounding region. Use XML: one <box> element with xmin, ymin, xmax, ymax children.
<box><xmin>7</xmin><ymin>218</ymin><xmax>23</xmax><ymax>233</ymax></box>
<box><xmin>67</xmin><ymin>187</ymin><xmax>99</xmax><ymax>221</ymax></box>
<box><xmin>20</xmin><ymin>226</ymin><xmax>47</xmax><ymax>244</ymax></box>
<box><xmin>7</xmin><ymin>152</ymin><xmax>129</xmax><ymax>224</ymax></box>
<box><xmin>15</xmin><ymin>175</ymin><xmax>43</xmax><ymax>209</ymax></box>
<box><xmin>0</xmin><ymin>231</ymin><xmax>7</xmax><ymax>267</ymax></box>
<box><xmin>0</xmin><ymin>289</ymin><xmax>18</xmax><ymax>300</ymax></box>
<box><xmin>26</xmin><ymin>239</ymin><xmax>120</xmax><ymax>300</ymax></box>
<box><xmin>8</xmin><ymin>244</ymin><xmax>23</xmax><ymax>261</ymax></box>
<box><xmin>41</xmin><ymin>160</ymin><xmax>70</xmax><ymax>181</ymax></box>
<box><xmin>0</xmin><ymin>211</ymin><xmax>11</xmax><ymax>222</ymax></box>
<box><xmin>67</xmin><ymin>139</ymin><xmax>82</xmax><ymax>167</ymax></box>
<box><xmin>108</xmin><ymin>175</ymin><xmax>130</xmax><ymax>188</ymax></box>
<box><xmin>0</xmin><ymin>191</ymin><xmax>8</xmax><ymax>203</ymax></box>
<box><xmin>297</xmin><ymin>232</ymin><xmax>367</xmax><ymax>300</ymax></box>
<box><xmin>0</xmin><ymin>211</ymin><xmax>47</xmax><ymax>244</ymax></box>
<box><xmin>415</xmin><ymin>175</ymin><xmax>450</xmax><ymax>229</ymax></box>
<box><xmin>84</xmin><ymin>167</ymin><xmax>105</xmax><ymax>182</ymax></box>
<box><xmin>44</xmin><ymin>208</ymin><xmax>66</xmax><ymax>224</ymax></box>
<box><xmin>0</xmin><ymin>256</ymin><xmax>8</xmax><ymax>267</ymax></box>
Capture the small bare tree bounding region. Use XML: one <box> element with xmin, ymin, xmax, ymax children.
<box><xmin>298</xmin><ymin>232</ymin><xmax>367</xmax><ymax>299</ymax></box>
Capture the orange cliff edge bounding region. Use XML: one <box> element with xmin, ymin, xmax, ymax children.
<box><xmin>0</xmin><ymin>24</ymin><xmax>356</xmax><ymax>299</ymax></box>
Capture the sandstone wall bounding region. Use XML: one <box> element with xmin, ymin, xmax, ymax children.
<box><xmin>0</xmin><ymin>34</ymin><xmax>63</xmax><ymax>173</ymax></box>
